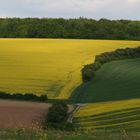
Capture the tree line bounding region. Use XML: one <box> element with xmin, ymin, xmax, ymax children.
<box><xmin>0</xmin><ymin>91</ymin><xmax>48</xmax><ymax>102</ymax></box>
<box><xmin>82</xmin><ymin>46</ymin><xmax>140</xmax><ymax>82</ymax></box>
<box><xmin>0</xmin><ymin>18</ymin><xmax>140</xmax><ymax>40</ymax></box>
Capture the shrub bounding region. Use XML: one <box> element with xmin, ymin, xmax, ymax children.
<box><xmin>44</xmin><ymin>102</ymin><xmax>74</xmax><ymax>130</ymax></box>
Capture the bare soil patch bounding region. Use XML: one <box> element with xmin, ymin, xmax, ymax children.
<box><xmin>0</xmin><ymin>100</ymin><xmax>51</xmax><ymax>129</ymax></box>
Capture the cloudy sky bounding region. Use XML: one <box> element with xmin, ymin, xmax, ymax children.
<box><xmin>0</xmin><ymin>0</ymin><xmax>139</xmax><ymax>20</ymax></box>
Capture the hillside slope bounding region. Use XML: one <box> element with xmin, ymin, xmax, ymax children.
<box><xmin>0</xmin><ymin>39</ymin><xmax>139</xmax><ymax>99</ymax></box>
<box><xmin>71</xmin><ymin>58</ymin><xmax>140</xmax><ymax>103</ymax></box>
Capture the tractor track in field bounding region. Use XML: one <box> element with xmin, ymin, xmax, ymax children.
<box><xmin>58</xmin><ymin>54</ymin><xmax>94</xmax><ymax>99</ymax></box>
<box><xmin>67</xmin><ymin>104</ymin><xmax>87</xmax><ymax>123</ymax></box>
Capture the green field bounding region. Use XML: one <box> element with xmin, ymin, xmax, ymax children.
<box><xmin>71</xmin><ymin>58</ymin><xmax>140</xmax><ymax>103</ymax></box>
<box><xmin>0</xmin><ymin>39</ymin><xmax>139</xmax><ymax>99</ymax></box>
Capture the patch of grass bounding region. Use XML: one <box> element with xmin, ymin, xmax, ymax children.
<box><xmin>0</xmin><ymin>129</ymin><xmax>47</xmax><ymax>140</ymax></box>
<box><xmin>0</xmin><ymin>39</ymin><xmax>139</xmax><ymax>99</ymax></box>
<box><xmin>47</xmin><ymin>130</ymin><xmax>140</xmax><ymax>140</ymax></box>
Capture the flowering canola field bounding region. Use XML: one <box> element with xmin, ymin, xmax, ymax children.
<box><xmin>0</xmin><ymin>39</ymin><xmax>139</xmax><ymax>99</ymax></box>
<box><xmin>74</xmin><ymin>99</ymin><xmax>140</xmax><ymax>131</ymax></box>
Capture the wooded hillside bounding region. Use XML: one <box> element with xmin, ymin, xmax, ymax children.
<box><xmin>0</xmin><ymin>18</ymin><xmax>140</xmax><ymax>40</ymax></box>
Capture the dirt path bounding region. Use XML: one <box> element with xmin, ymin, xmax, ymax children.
<box><xmin>67</xmin><ymin>104</ymin><xmax>86</xmax><ymax>123</ymax></box>
<box><xmin>0</xmin><ymin>100</ymin><xmax>52</xmax><ymax>129</ymax></box>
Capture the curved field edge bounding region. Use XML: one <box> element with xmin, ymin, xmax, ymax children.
<box><xmin>70</xmin><ymin>58</ymin><xmax>140</xmax><ymax>103</ymax></box>
<box><xmin>82</xmin><ymin>46</ymin><xmax>140</xmax><ymax>82</ymax></box>
<box><xmin>73</xmin><ymin>99</ymin><xmax>140</xmax><ymax>131</ymax></box>
<box><xmin>0</xmin><ymin>39</ymin><xmax>139</xmax><ymax>99</ymax></box>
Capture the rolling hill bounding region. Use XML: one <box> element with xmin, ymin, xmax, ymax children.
<box><xmin>0</xmin><ymin>39</ymin><xmax>139</xmax><ymax>99</ymax></box>
<box><xmin>72</xmin><ymin>57</ymin><xmax>140</xmax><ymax>132</ymax></box>
<box><xmin>71</xmin><ymin>58</ymin><xmax>140</xmax><ymax>103</ymax></box>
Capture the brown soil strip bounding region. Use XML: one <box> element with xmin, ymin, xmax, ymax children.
<box><xmin>0</xmin><ymin>100</ymin><xmax>51</xmax><ymax>129</ymax></box>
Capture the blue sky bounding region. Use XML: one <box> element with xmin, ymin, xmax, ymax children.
<box><xmin>0</xmin><ymin>0</ymin><xmax>139</xmax><ymax>20</ymax></box>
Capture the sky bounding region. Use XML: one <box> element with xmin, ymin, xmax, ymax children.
<box><xmin>0</xmin><ymin>0</ymin><xmax>139</xmax><ymax>20</ymax></box>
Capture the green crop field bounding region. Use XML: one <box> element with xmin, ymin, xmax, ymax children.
<box><xmin>74</xmin><ymin>99</ymin><xmax>140</xmax><ymax>131</ymax></box>
<box><xmin>71</xmin><ymin>58</ymin><xmax>140</xmax><ymax>133</ymax></box>
<box><xmin>71</xmin><ymin>58</ymin><xmax>140</xmax><ymax>103</ymax></box>
<box><xmin>0</xmin><ymin>39</ymin><xmax>139</xmax><ymax>99</ymax></box>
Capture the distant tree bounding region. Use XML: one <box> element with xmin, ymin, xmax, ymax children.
<box><xmin>0</xmin><ymin>18</ymin><xmax>139</xmax><ymax>40</ymax></box>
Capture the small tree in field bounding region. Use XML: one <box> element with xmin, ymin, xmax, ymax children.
<box><xmin>44</xmin><ymin>102</ymin><xmax>69</xmax><ymax>129</ymax></box>
<box><xmin>47</xmin><ymin>102</ymin><xmax>68</xmax><ymax>123</ymax></box>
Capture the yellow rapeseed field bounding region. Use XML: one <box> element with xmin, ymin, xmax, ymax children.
<box><xmin>75</xmin><ymin>99</ymin><xmax>140</xmax><ymax>117</ymax></box>
<box><xmin>0</xmin><ymin>39</ymin><xmax>139</xmax><ymax>99</ymax></box>
<box><xmin>74</xmin><ymin>99</ymin><xmax>140</xmax><ymax>130</ymax></box>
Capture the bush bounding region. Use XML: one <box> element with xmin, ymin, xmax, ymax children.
<box><xmin>44</xmin><ymin>102</ymin><xmax>73</xmax><ymax>130</ymax></box>
<box><xmin>46</xmin><ymin>102</ymin><xmax>68</xmax><ymax>123</ymax></box>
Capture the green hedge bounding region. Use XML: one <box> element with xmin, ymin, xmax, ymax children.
<box><xmin>0</xmin><ymin>91</ymin><xmax>48</xmax><ymax>102</ymax></box>
<box><xmin>82</xmin><ymin>46</ymin><xmax>140</xmax><ymax>82</ymax></box>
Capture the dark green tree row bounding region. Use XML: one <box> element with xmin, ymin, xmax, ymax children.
<box><xmin>0</xmin><ymin>91</ymin><xmax>48</xmax><ymax>102</ymax></box>
<box><xmin>82</xmin><ymin>46</ymin><xmax>140</xmax><ymax>82</ymax></box>
<box><xmin>0</xmin><ymin>18</ymin><xmax>140</xmax><ymax>40</ymax></box>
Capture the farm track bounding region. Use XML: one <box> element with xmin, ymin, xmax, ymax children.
<box><xmin>57</xmin><ymin>54</ymin><xmax>94</xmax><ymax>99</ymax></box>
<box><xmin>67</xmin><ymin>104</ymin><xmax>86</xmax><ymax>123</ymax></box>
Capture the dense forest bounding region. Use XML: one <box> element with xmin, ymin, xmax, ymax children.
<box><xmin>0</xmin><ymin>18</ymin><xmax>140</xmax><ymax>40</ymax></box>
<box><xmin>82</xmin><ymin>46</ymin><xmax>140</xmax><ymax>82</ymax></box>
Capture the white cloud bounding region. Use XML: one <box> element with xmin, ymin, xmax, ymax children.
<box><xmin>0</xmin><ymin>0</ymin><xmax>139</xmax><ymax>19</ymax></box>
<box><xmin>127</xmin><ymin>0</ymin><xmax>139</xmax><ymax>5</ymax></box>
